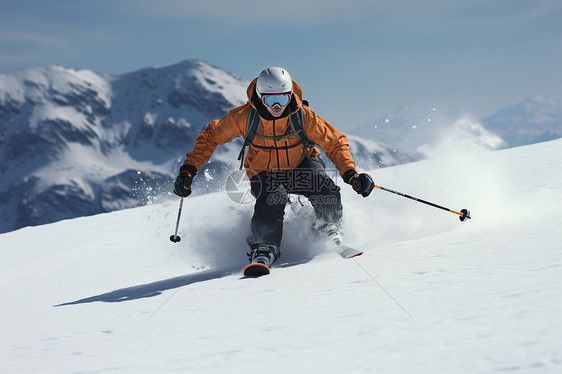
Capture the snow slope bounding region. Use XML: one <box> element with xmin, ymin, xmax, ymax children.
<box><xmin>1</xmin><ymin>138</ymin><xmax>561</xmax><ymax>373</ymax></box>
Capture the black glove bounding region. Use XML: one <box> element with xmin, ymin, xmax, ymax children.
<box><xmin>173</xmin><ymin>164</ymin><xmax>197</xmax><ymax>197</ymax></box>
<box><xmin>343</xmin><ymin>169</ymin><xmax>375</xmax><ymax>197</ymax></box>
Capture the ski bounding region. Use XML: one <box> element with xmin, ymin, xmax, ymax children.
<box><xmin>243</xmin><ymin>263</ymin><xmax>271</xmax><ymax>277</ymax></box>
<box><xmin>335</xmin><ymin>243</ymin><xmax>363</xmax><ymax>259</ymax></box>
<box><xmin>242</xmin><ymin>243</ymin><xmax>362</xmax><ymax>277</ymax></box>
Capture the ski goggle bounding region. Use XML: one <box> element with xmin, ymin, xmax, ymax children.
<box><xmin>261</xmin><ymin>93</ymin><xmax>291</xmax><ymax>108</ymax></box>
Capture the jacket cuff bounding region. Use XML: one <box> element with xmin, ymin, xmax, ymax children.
<box><xmin>179</xmin><ymin>164</ymin><xmax>197</xmax><ymax>177</ymax></box>
<box><xmin>342</xmin><ymin>169</ymin><xmax>358</xmax><ymax>184</ymax></box>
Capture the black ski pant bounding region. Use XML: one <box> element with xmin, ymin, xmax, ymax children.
<box><xmin>249</xmin><ymin>156</ymin><xmax>342</xmax><ymax>248</ymax></box>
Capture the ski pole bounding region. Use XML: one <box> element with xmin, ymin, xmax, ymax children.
<box><xmin>170</xmin><ymin>197</ymin><xmax>184</xmax><ymax>242</ymax></box>
<box><xmin>374</xmin><ymin>184</ymin><xmax>471</xmax><ymax>222</ymax></box>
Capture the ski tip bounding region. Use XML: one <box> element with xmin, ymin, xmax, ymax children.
<box><xmin>336</xmin><ymin>244</ymin><xmax>364</xmax><ymax>259</ymax></box>
<box><xmin>243</xmin><ymin>263</ymin><xmax>271</xmax><ymax>277</ymax></box>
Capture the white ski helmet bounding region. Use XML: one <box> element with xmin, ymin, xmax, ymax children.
<box><xmin>256</xmin><ymin>67</ymin><xmax>293</xmax><ymax>98</ymax></box>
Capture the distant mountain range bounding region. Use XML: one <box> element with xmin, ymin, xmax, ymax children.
<box><xmin>0</xmin><ymin>60</ymin><xmax>410</xmax><ymax>233</ymax></box>
<box><xmin>481</xmin><ymin>95</ymin><xmax>562</xmax><ymax>148</ymax></box>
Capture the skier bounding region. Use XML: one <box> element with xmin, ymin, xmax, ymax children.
<box><xmin>173</xmin><ymin>67</ymin><xmax>374</xmax><ymax>268</ymax></box>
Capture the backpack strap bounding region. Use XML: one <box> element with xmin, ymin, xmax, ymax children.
<box><xmin>288</xmin><ymin>107</ymin><xmax>311</xmax><ymax>146</ymax></box>
<box><xmin>237</xmin><ymin>106</ymin><xmax>261</xmax><ymax>169</ymax></box>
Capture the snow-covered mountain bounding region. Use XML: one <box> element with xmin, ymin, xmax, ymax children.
<box><xmin>0</xmin><ymin>61</ymin><xmax>411</xmax><ymax>234</ymax></box>
<box><xmin>482</xmin><ymin>95</ymin><xmax>562</xmax><ymax>148</ymax></box>
<box><xmin>0</xmin><ymin>60</ymin><xmax>248</xmax><ymax>233</ymax></box>
<box><xmin>1</xmin><ymin>138</ymin><xmax>561</xmax><ymax>373</ymax></box>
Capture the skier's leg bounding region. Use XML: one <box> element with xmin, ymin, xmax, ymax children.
<box><xmin>289</xmin><ymin>156</ymin><xmax>343</xmax><ymax>225</ymax></box>
<box><xmin>249</xmin><ymin>171</ymin><xmax>287</xmax><ymax>249</ymax></box>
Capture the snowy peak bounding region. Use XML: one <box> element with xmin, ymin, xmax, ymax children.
<box><xmin>113</xmin><ymin>60</ymin><xmax>247</xmax><ymax>115</ymax></box>
<box><xmin>482</xmin><ymin>95</ymin><xmax>562</xmax><ymax>147</ymax></box>
<box><xmin>0</xmin><ymin>60</ymin><xmax>249</xmax><ymax>233</ymax></box>
<box><xmin>0</xmin><ymin>64</ymin><xmax>111</xmax><ymax>106</ymax></box>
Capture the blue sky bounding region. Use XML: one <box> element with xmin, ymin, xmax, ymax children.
<box><xmin>1</xmin><ymin>0</ymin><xmax>561</xmax><ymax>130</ymax></box>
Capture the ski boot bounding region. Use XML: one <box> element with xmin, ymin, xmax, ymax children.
<box><xmin>314</xmin><ymin>221</ymin><xmax>343</xmax><ymax>246</ymax></box>
<box><xmin>247</xmin><ymin>243</ymin><xmax>280</xmax><ymax>267</ymax></box>
<box><xmin>244</xmin><ymin>243</ymin><xmax>280</xmax><ymax>277</ymax></box>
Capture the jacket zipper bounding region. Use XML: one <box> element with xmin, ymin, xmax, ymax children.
<box><xmin>266</xmin><ymin>124</ymin><xmax>271</xmax><ymax>170</ymax></box>
<box><xmin>273</xmin><ymin>120</ymin><xmax>281</xmax><ymax>171</ymax></box>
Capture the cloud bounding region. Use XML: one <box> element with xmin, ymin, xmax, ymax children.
<box><xmin>127</xmin><ymin>0</ymin><xmax>370</xmax><ymax>24</ymax></box>
<box><xmin>0</xmin><ymin>53</ymin><xmax>41</xmax><ymax>64</ymax></box>
<box><xmin>126</xmin><ymin>0</ymin><xmax>562</xmax><ymax>28</ymax></box>
<box><xmin>0</xmin><ymin>30</ymin><xmax>68</xmax><ymax>69</ymax></box>
<box><xmin>502</xmin><ymin>0</ymin><xmax>562</xmax><ymax>23</ymax></box>
<box><xmin>1</xmin><ymin>31</ymin><xmax>68</xmax><ymax>49</ymax></box>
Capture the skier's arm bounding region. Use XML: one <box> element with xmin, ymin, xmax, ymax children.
<box><xmin>302</xmin><ymin>108</ymin><xmax>374</xmax><ymax>197</ymax></box>
<box><xmin>183</xmin><ymin>106</ymin><xmax>248</xmax><ymax>170</ymax></box>
<box><xmin>302</xmin><ymin>107</ymin><xmax>356</xmax><ymax>177</ymax></box>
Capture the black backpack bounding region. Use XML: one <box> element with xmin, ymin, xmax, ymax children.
<box><xmin>237</xmin><ymin>101</ymin><xmax>313</xmax><ymax>169</ymax></box>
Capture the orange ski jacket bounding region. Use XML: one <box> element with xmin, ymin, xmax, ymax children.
<box><xmin>183</xmin><ymin>78</ymin><xmax>356</xmax><ymax>179</ymax></box>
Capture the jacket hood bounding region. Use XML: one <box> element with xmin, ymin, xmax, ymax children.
<box><xmin>246</xmin><ymin>77</ymin><xmax>303</xmax><ymax>120</ymax></box>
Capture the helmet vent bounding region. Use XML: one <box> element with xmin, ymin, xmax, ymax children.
<box><xmin>256</xmin><ymin>67</ymin><xmax>292</xmax><ymax>97</ymax></box>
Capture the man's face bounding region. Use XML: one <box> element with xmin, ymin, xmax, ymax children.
<box><xmin>266</xmin><ymin>104</ymin><xmax>286</xmax><ymax>118</ymax></box>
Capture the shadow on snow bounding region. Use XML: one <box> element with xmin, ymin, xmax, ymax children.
<box><xmin>54</xmin><ymin>257</ymin><xmax>313</xmax><ymax>307</ymax></box>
